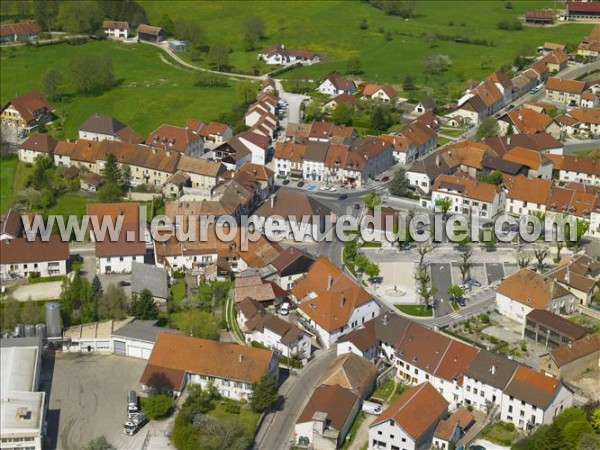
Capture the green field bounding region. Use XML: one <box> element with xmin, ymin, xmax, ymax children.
<box><xmin>1</xmin><ymin>40</ymin><xmax>239</xmax><ymax>139</ymax></box>
<box><xmin>142</xmin><ymin>0</ymin><xmax>592</xmax><ymax>92</ymax></box>
<box><xmin>395</xmin><ymin>304</ymin><xmax>433</xmax><ymax>317</ymax></box>
<box><xmin>0</xmin><ymin>157</ymin><xmax>18</xmax><ymax>210</ymax></box>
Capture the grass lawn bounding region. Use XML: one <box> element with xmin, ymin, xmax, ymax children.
<box><xmin>395</xmin><ymin>304</ymin><xmax>433</xmax><ymax>317</ymax></box>
<box><xmin>208</xmin><ymin>401</ymin><xmax>261</xmax><ymax>436</ymax></box>
<box><xmin>47</xmin><ymin>193</ymin><xmax>97</xmax><ymax>218</ymax></box>
<box><xmin>1</xmin><ymin>41</ymin><xmax>238</xmax><ymax>139</ymax></box>
<box><xmin>568</xmin><ymin>313</ymin><xmax>600</xmax><ymax>334</ymax></box>
<box><xmin>225</xmin><ymin>297</ymin><xmax>245</xmax><ymax>342</ymax></box>
<box><xmin>0</xmin><ymin>157</ymin><xmax>18</xmax><ymax>211</ymax></box>
<box><xmin>574</xmin><ymin>149</ymin><xmax>600</xmax><ymax>157</ymax></box>
<box><xmin>342</xmin><ymin>411</ymin><xmax>366</xmax><ymax>449</ymax></box>
<box><xmin>439</xmin><ymin>127</ymin><xmax>464</xmax><ymax>137</ymax></box>
<box><xmin>361</xmin><ymin>241</ymin><xmax>382</xmax><ymax>248</ymax></box>
<box><xmin>142</xmin><ymin>1</ymin><xmax>593</xmax><ymax>92</ymax></box>
<box><xmin>28</xmin><ymin>275</ymin><xmax>66</xmax><ymax>284</ymax></box>
<box><xmin>450</xmin><ymin>301</ymin><xmax>460</xmax><ymax>312</ymax></box>
<box><xmin>437</xmin><ymin>136</ymin><xmax>452</xmax><ymax>146</ymax></box>
<box><xmin>482</xmin><ymin>421</ymin><xmax>520</xmax><ymax>446</ymax></box>
<box><xmin>372</xmin><ymin>379</ymin><xmax>395</xmax><ymax>401</ymax></box>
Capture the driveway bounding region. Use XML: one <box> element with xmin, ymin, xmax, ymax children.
<box><xmin>276</xmin><ymin>79</ymin><xmax>309</xmax><ymax>125</ymax></box>
<box><xmin>254</xmin><ymin>349</ymin><xmax>337</xmax><ymax>450</ymax></box>
<box><xmin>46</xmin><ymin>353</ymin><xmax>148</xmax><ymax>450</ymax></box>
<box><xmin>12</xmin><ymin>282</ymin><xmax>63</xmax><ymax>301</ymax></box>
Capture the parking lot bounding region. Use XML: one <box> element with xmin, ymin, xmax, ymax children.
<box><xmin>46</xmin><ymin>353</ymin><xmax>148</xmax><ymax>450</ymax></box>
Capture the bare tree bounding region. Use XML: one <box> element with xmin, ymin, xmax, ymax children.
<box><xmin>458</xmin><ymin>246</ymin><xmax>473</xmax><ymax>283</ymax></box>
<box><xmin>417</xmin><ymin>244</ymin><xmax>433</xmax><ymax>267</ymax></box>
<box><xmin>533</xmin><ymin>247</ymin><xmax>550</xmax><ymax>271</ymax></box>
<box><xmin>516</xmin><ymin>252</ymin><xmax>532</xmax><ymax>269</ymax></box>
<box><xmin>414</xmin><ymin>266</ymin><xmax>436</xmax><ymax>309</ymax></box>
<box><xmin>556</xmin><ymin>241</ymin><xmax>564</xmax><ymax>261</ymax></box>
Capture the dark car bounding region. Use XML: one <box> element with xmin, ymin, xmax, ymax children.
<box><xmin>338</xmin><ymin>194</ymin><xmax>348</xmax><ymax>200</ymax></box>
<box><xmin>354</xmin><ymin>203</ymin><xmax>361</xmax><ymax>210</ymax></box>
<box><xmin>506</xmin><ymin>104</ymin><xmax>515</xmax><ymax>111</ymax></box>
<box><xmin>297</xmin><ymin>181</ymin><xmax>305</xmax><ymax>187</ymax></box>
<box><xmin>468</xmin><ymin>279</ymin><xmax>482</xmax><ymax>287</ymax></box>
<box><xmin>282</xmin><ymin>179</ymin><xmax>290</xmax><ymax>185</ymax></box>
<box><xmin>381</xmin><ymin>176</ymin><xmax>389</xmax><ymax>182</ymax></box>
<box><xmin>118</xmin><ymin>281</ymin><xmax>131</xmax><ymax>287</ymax></box>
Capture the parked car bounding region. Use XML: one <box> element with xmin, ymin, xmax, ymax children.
<box><xmin>381</xmin><ymin>176</ymin><xmax>389</xmax><ymax>182</ymax></box>
<box><xmin>282</xmin><ymin>179</ymin><xmax>290</xmax><ymax>185</ymax></box>
<box><xmin>468</xmin><ymin>279</ymin><xmax>482</xmax><ymax>287</ymax></box>
<box><xmin>280</xmin><ymin>302</ymin><xmax>290</xmax><ymax>316</ymax></box>
<box><xmin>338</xmin><ymin>194</ymin><xmax>348</xmax><ymax>200</ymax></box>
<box><xmin>354</xmin><ymin>203</ymin><xmax>361</xmax><ymax>210</ymax></box>
<box><xmin>328</xmin><ymin>187</ymin><xmax>337</xmax><ymax>192</ymax></box>
<box><xmin>118</xmin><ymin>281</ymin><xmax>131</xmax><ymax>287</ymax></box>
<box><xmin>297</xmin><ymin>181</ymin><xmax>305</xmax><ymax>187</ymax></box>
<box><xmin>506</xmin><ymin>104</ymin><xmax>515</xmax><ymax>111</ymax></box>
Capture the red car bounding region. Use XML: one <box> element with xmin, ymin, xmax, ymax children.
<box><xmin>381</xmin><ymin>176</ymin><xmax>389</xmax><ymax>182</ymax></box>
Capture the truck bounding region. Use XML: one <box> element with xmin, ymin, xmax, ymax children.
<box><xmin>362</xmin><ymin>400</ymin><xmax>383</xmax><ymax>415</ymax></box>
<box><xmin>123</xmin><ymin>413</ymin><xmax>146</xmax><ymax>436</ymax></box>
<box><xmin>127</xmin><ymin>390</ymin><xmax>138</xmax><ymax>417</ymax></box>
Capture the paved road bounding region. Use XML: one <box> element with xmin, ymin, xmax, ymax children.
<box><xmin>486</xmin><ymin>263</ymin><xmax>505</xmax><ymax>284</ymax></box>
<box><xmin>564</xmin><ymin>139</ymin><xmax>600</xmax><ymax>154</ymax></box>
<box><xmin>430</xmin><ymin>263</ymin><xmax>453</xmax><ymax>316</ymax></box>
<box><xmin>254</xmin><ymin>349</ymin><xmax>337</xmax><ymax>450</ymax></box>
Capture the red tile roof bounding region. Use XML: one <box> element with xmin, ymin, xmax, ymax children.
<box><xmin>0</xmin><ymin>235</ymin><xmax>69</xmax><ymax>264</ymax></box>
<box><xmin>2</xmin><ymin>90</ymin><xmax>54</xmax><ymax>123</ymax></box>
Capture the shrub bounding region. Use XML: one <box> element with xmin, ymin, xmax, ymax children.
<box><xmin>224</xmin><ymin>402</ymin><xmax>241</xmax><ymax>414</ymax></box>
<box><xmin>141</xmin><ymin>394</ymin><xmax>174</xmax><ymax>420</ymax></box>
<box><xmin>497</xmin><ymin>19</ymin><xmax>523</xmax><ymax>31</ymax></box>
<box><xmin>467</xmin><ymin>404</ymin><xmax>474</xmax><ymax>412</ymax></box>
<box><xmin>480</xmin><ymin>313</ymin><xmax>490</xmax><ymax>324</ymax></box>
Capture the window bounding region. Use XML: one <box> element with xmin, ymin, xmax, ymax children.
<box><xmin>509</xmin><ymin>405</ymin><xmax>513</xmax><ymax>413</ymax></box>
<box><xmin>474</xmin><ymin>388</ymin><xmax>478</xmax><ymax>395</ymax></box>
<box><xmin>377</xmin><ymin>431</ymin><xmax>383</xmax><ymax>436</ymax></box>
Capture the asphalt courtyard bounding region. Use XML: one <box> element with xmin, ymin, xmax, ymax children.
<box><xmin>46</xmin><ymin>353</ymin><xmax>148</xmax><ymax>450</ymax></box>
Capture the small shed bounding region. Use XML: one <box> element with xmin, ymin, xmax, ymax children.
<box><xmin>131</xmin><ymin>262</ymin><xmax>169</xmax><ymax>310</ymax></box>
<box><xmin>80</xmin><ymin>171</ymin><xmax>104</xmax><ymax>192</ymax></box>
<box><xmin>169</xmin><ymin>40</ymin><xmax>187</xmax><ymax>52</ymax></box>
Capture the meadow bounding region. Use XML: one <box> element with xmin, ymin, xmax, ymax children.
<box><xmin>141</xmin><ymin>0</ymin><xmax>594</xmax><ymax>92</ymax></box>
<box><xmin>1</xmin><ymin>40</ymin><xmax>239</xmax><ymax>139</ymax></box>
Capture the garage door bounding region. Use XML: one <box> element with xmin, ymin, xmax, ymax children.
<box><xmin>128</xmin><ymin>346</ymin><xmax>143</xmax><ymax>359</ymax></box>
<box><xmin>142</xmin><ymin>348</ymin><xmax>152</xmax><ymax>359</ymax></box>
<box><xmin>114</xmin><ymin>340</ymin><xmax>126</xmax><ymax>354</ymax></box>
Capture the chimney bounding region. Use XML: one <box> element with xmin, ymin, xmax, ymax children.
<box><xmin>436</xmin><ymin>154</ymin><xmax>440</xmax><ymax>167</ymax></box>
<box><xmin>239</xmin><ymin>354</ymin><xmax>243</xmax><ymax>363</ymax></box>
<box><xmin>382</xmin><ymin>314</ymin><xmax>389</xmax><ymax>325</ymax></box>
<box><xmin>507</xmin><ymin>136</ymin><xmax>511</xmax><ymax>146</ymax></box>
<box><xmin>341</xmin><ymin>293</ymin><xmax>346</xmax><ymax>307</ymax></box>
<box><xmin>565</xmin><ymin>267</ymin><xmax>570</xmax><ymax>284</ymax></box>
<box><xmin>490</xmin><ymin>365</ymin><xmax>496</xmax><ymax>375</ymax></box>
<box><xmin>270</xmin><ymin>195</ymin><xmax>276</xmax><ymax>208</ymax></box>
<box><xmin>327</xmin><ymin>273</ymin><xmax>333</xmax><ymax>290</ymax></box>
<box><xmin>568</xmin><ymin>342</ymin><xmax>572</xmax><ymax>350</ymax></box>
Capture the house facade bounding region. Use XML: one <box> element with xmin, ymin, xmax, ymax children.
<box><xmin>0</xmin><ymin>236</ymin><xmax>69</xmax><ymax>280</ymax></box>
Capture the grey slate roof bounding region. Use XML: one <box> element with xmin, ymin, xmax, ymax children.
<box><xmin>131</xmin><ymin>262</ymin><xmax>169</xmax><ymax>300</ymax></box>
<box><xmin>464</xmin><ymin>349</ymin><xmax>519</xmax><ymax>389</ymax></box>
<box><xmin>111</xmin><ymin>320</ymin><xmax>182</xmax><ymax>343</ymax></box>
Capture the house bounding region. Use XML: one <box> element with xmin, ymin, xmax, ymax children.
<box><xmin>502</xmin><ymin>146</ymin><xmax>553</xmax><ymax>179</ymax></box>
<box><xmin>212</xmin><ymin>137</ymin><xmax>253</xmax><ymax>170</ymax></box>
<box><xmin>147</xmin><ymin>124</ymin><xmax>204</xmax><ymax>157</ymax></box>
<box><xmin>112</xmin><ymin>319</ymin><xmax>183</xmax><ymax>359</ymax></box>
<box><xmin>546</xmin><ymin>254</ymin><xmax>600</xmax><ymax>305</ymax></box>
<box><xmin>539</xmin><ymin>50</ymin><xmax>569</xmax><ymax>74</ymax></box>
<box><xmin>523</xmin><ymin>309</ymin><xmax>588</xmax><ymax>350</ymax></box>
<box><xmin>153</xmin><ymin>231</ymin><xmax>218</xmax><ymax>272</ymax></box>
<box><xmin>540</xmin><ymin>43</ymin><xmax>566</xmax><ymax>55</ymax></box>
<box><xmin>369</xmin><ymin>382</ymin><xmax>449</xmax><ymax>450</ymax></box>
<box><xmin>432</xmin><ymin>407</ymin><xmax>475</xmax><ymax>450</ymax></box>
<box><xmin>539</xmin><ymin>334</ymin><xmax>600</xmax><ymax>380</ymax></box>
<box><xmin>140</xmin><ymin>334</ymin><xmax>279</xmax><ymax>398</ymax></box>
<box><xmin>413</xmin><ymin>97</ymin><xmax>435</xmax><ymax>115</ymax></box>
<box><xmin>87</xmin><ymin>203</ymin><xmax>147</xmax><ymax>274</ymax></box>
<box><xmin>498</xmin><ymin>108</ymin><xmax>560</xmax><ymax>138</ymax></box>
<box><xmin>451</xmin><ymin>72</ymin><xmax>512</xmax><ymax>125</ymax></box>
<box><xmin>238</xmin><ymin>131</ymin><xmax>272</xmax><ymax>165</ymax></box>
<box><xmin>131</xmin><ymin>262</ymin><xmax>169</xmax><ymax>310</ymax></box>
<box><xmin>566</xmin><ymin>1</ymin><xmax>600</xmax><ymax>20</ymax></box>
<box><xmin>386</xmin><ymin>119</ymin><xmax>437</xmax><ymax>164</ymax></box>
<box><xmin>136</xmin><ymin>24</ymin><xmax>166</xmax><ymax>42</ymax></box>
<box><xmin>317</xmin><ymin>71</ymin><xmax>357</xmax><ymax>96</ymax></box>
<box><xmin>257</xmin><ymin>43</ymin><xmax>319</xmax><ymax>65</ymax></box>
<box><xmin>233</xmin><ymin>275</ymin><xmax>282</xmax><ymax>305</ymax></box>
<box><xmin>320</xmin><ymin>353</ymin><xmax>377</xmax><ymax>400</ymax></box>
<box><xmin>543</xmin><ymin>186</ymin><xmax>598</xmax><ymax>236</ymax></box>
<box><xmin>237</xmin><ymin>299</ymin><xmax>311</xmax><ymax>359</ymax></box>
<box><xmin>524</xmin><ymin>10</ymin><xmax>554</xmax><ymax>24</ymax></box>
<box><xmin>462</xmin><ymin>349</ymin><xmax>519</xmax><ymax>413</ymax></box>
<box><xmin>79</xmin><ymin>113</ymin><xmax>143</xmax><ymax>144</ymax></box>
<box><xmin>0</xmin><ymin>21</ymin><xmax>39</xmax><ymax>42</ymax></box>
<box><xmin>500</xmin><ymin>365</ymin><xmax>572</xmax><ymax>430</ymax></box>
<box><xmin>80</xmin><ymin>171</ymin><xmax>103</xmax><ymax>192</ymax></box>
<box><xmin>577</xmin><ymin>24</ymin><xmax>600</xmax><ymax>59</ymax></box>
<box><xmin>511</xmin><ymin>72</ymin><xmax>538</xmax><ymax>99</ymax></box>
<box><xmin>295</xmin><ymin>384</ymin><xmax>361</xmax><ymax>449</ymax></box>
<box><xmin>63</xmin><ymin>317</ymin><xmax>135</xmax><ymax>354</ymax></box>
<box><xmin>293</xmin><ymin>256</ymin><xmax>380</xmax><ymax>348</ymax></box>
<box><xmin>257</xmin><ymin>245</ymin><xmax>310</xmax><ymax>289</ymax></box>
<box><xmin>362</xmin><ymin>84</ymin><xmax>397</xmax><ymax>103</ymax></box>
<box><xmin>196</xmin><ymin>121</ymin><xmax>233</xmax><ymax>145</ymax></box>
<box><xmin>18</xmin><ymin>133</ymin><xmax>57</xmax><ymax>163</ymax></box>
<box><xmin>406</xmin><ymin>151</ymin><xmax>457</xmax><ymax>196</ymax></box>
<box><xmin>273</xmin><ymin>141</ymin><xmax>306</xmax><ymax>178</ymax></box>
<box><xmin>545</xmin><ymin>153</ymin><xmax>600</xmax><ymax>186</ymax></box>
<box><xmin>102</xmin><ymin>20</ymin><xmax>129</xmax><ymax>39</ymax></box>
<box><xmin>0</xmin><ymin>236</ymin><xmax>69</xmax><ymax>280</ymax></box>
<box><xmin>1</xmin><ymin>90</ymin><xmax>54</xmax><ymax>131</ymax></box>
<box><xmin>252</xmin><ymin>190</ymin><xmax>333</xmax><ymax>242</ymax></box>
<box><xmin>485</xmin><ymin>133</ymin><xmax>564</xmax><ymax>156</ymax></box>
<box><xmin>261</xmin><ymin>78</ymin><xmax>276</xmax><ymax>93</ymax></box>
<box><xmin>0</xmin><ymin>209</ymin><xmax>23</xmax><ymax>240</ymax></box>
<box><xmin>323</xmin><ymin>93</ymin><xmax>357</xmax><ymax>111</ymax></box>
<box><xmin>432</xmin><ymin>172</ymin><xmax>505</xmax><ymax>219</ymax></box>
<box><xmin>545</xmin><ymin>78</ymin><xmax>587</xmax><ymax>106</ymax></box>
<box><xmin>303</xmin><ymin>141</ymin><xmax>329</xmax><ymax>181</ymax></box>
<box><xmin>581</xmin><ymin>92</ymin><xmax>599</xmax><ymax>108</ymax></box>
<box><xmin>163</xmin><ymin>171</ymin><xmax>191</xmax><ymax>199</ymax></box>
<box><xmin>176</xmin><ymin>155</ymin><xmax>225</xmax><ymax>190</ymax></box>
<box><xmin>505</xmin><ymin>175</ymin><xmax>553</xmax><ymax>216</ymax></box>
<box><xmin>556</xmin><ymin>107</ymin><xmax>600</xmax><ymax>137</ymax></box>
<box><xmin>495</xmin><ymin>269</ymin><xmax>576</xmax><ymax>323</ymax></box>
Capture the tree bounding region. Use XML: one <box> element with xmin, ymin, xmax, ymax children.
<box><xmin>242</xmin><ymin>15</ymin><xmax>265</xmax><ymax>50</ymax></box>
<box><xmin>476</xmin><ymin>118</ymin><xmax>500</xmax><ymax>139</ymax></box>
<box><xmin>480</xmin><ymin>55</ymin><xmax>493</xmax><ymax>70</ymax></box>
<box><xmin>422</xmin><ymin>54</ymin><xmax>452</xmax><ymax>75</ymax></box>
<box><xmin>57</xmin><ymin>0</ymin><xmax>102</xmax><ymax>34</ymax></box>
<box><xmin>435</xmin><ymin>197</ymin><xmax>452</xmax><ymax>217</ymax></box>
<box><xmin>346</xmin><ymin>56</ymin><xmax>362</xmax><ymax>75</ymax></box>
<box><xmin>249</xmin><ymin>375</ymin><xmax>278</xmax><ymax>413</ymax></box>
<box><xmin>69</xmin><ymin>52</ymin><xmax>114</xmax><ymax>94</ymax></box>
<box><xmin>130</xmin><ymin>289</ymin><xmax>158</xmax><ymax>320</ymax></box>
<box><xmin>159</xmin><ymin>13</ymin><xmax>174</xmax><ymax>35</ymax></box>
<box><xmin>173</xmin><ymin>309</ymin><xmax>220</xmax><ymax>340</ymax></box>
<box><xmin>194</xmin><ymin>72</ymin><xmax>228</xmax><ymax>88</ymax></box>
<box><xmin>534</xmin><ymin>246</ymin><xmax>549</xmax><ymax>270</ymax></box>
<box><xmin>33</xmin><ymin>0</ymin><xmax>59</xmax><ymax>31</ymax></box>
<box><xmin>389</xmin><ymin>169</ymin><xmax>409</xmax><ymax>197</ymax></box>
<box><xmin>370</xmin><ymin>105</ymin><xmax>393</xmax><ymax>131</ymax></box>
<box><xmin>85</xmin><ymin>436</ymin><xmax>116</xmax><ymax>450</ymax></box>
<box><xmin>97</xmin><ymin>283</ymin><xmax>127</xmax><ymax>320</ymax></box>
<box><xmin>359</xmin><ymin>17</ymin><xmax>369</xmax><ymax>29</ymax></box>
<box><xmin>516</xmin><ymin>252</ymin><xmax>532</xmax><ymax>269</ymax></box>
<box><xmin>141</xmin><ymin>394</ymin><xmax>173</xmax><ymax>420</ymax></box>
<box><xmin>22</xmin><ymin>300</ymin><xmax>42</xmax><ymax>324</ymax></box>
<box><xmin>363</xmin><ymin>193</ymin><xmax>382</xmax><ymax>210</ymax></box>
<box><xmin>364</xmin><ymin>261</ymin><xmax>381</xmax><ymax>282</ymax></box>
<box><xmin>448</xmin><ymin>284</ymin><xmax>465</xmax><ymax>302</ymax></box>
<box><xmin>331</xmin><ymin>103</ymin><xmax>354</xmax><ymax>126</ymax></box>
<box><xmin>415</xmin><ymin>266</ymin><xmax>436</xmax><ymax>309</ymax></box>
<box><xmin>98</xmin><ymin>182</ymin><xmax>123</xmax><ymax>203</ymax></box>
<box><xmin>403</xmin><ymin>74</ymin><xmax>415</xmax><ymax>91</ymax></box>
<box><xmin>304</xmin><ymin>99</ymin><xmax>324</xmax><ymax>122</ymax></box>
<box><xmin>591</xmin><ymin>407</ymin><xmax>600</xmax><ymax>432</ymax></box>
<box><xmin>40</xmin><ymin>69</ymin><xmax>64</xmax><ymax>101</ymax></box>
<box><xmin>506</xmin><ymin>123</ymin><xmax>514</xmax><ymax>136</ymax></box>
<box><xmin>1</xmin><ymin>296</ymin><xmax>20</xmax><ymax>331</ymax></box>
<box><xmin>208</xmin><ymin>42</ymin><xmax>229</xmax><ymax>71</ymax></box>
<box><xmin>477</xmin><ymin>170</ymin><xmax>503</xmax><ymax>185</ymax></box>
<box><xmin>458</xmin><ymin>247</ymin><xmax>473</xmax><ymax>283</ymax></box>
<box><xmin>556</xmin><ymin>241</ymin><xmax>564</xmax><ymax>261</ymax></box>
<box><xmin>101</xmin><ymin>153</ymin><xmax>122</xmax><ymax>184</ymax></box>
<box><xmin>564</xmin><ymin>218</ymin><xmax>589</xmax><ymax>248</ymax></box>
<box><xmin>236</xmin><ymin>81</ymin><xmax>257</xmax><ymax>106</ymax></box>
<box><xmin>174</xmin><ymin>21</ymin><xmax>205</xmax><ymax>50</ymax></box>
<box><xmin>417</xmin><ymin>244</ymin><xmax>432</xmax><ymax>267</ymax></box>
